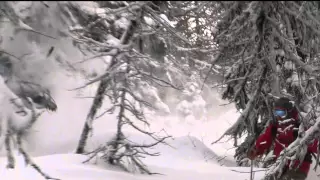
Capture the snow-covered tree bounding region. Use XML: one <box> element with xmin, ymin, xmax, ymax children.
<box><xmin>162</xmin><ymin>1</ymin><xmax>226</xmax><ymax>118</ymax></box>
<box><xmin>0</xmin><ymin>2</ymin><xmax>59</xmax><ymax>179</ymax></box>
<box><xmin>0</xmin><ymin>71</ymin><xmax>58</xmax><ymax>179</ymax></box>
<box><xmin>210</xmin><ymin>1</ymin><xmax>320</xmax><ymax>178</ymax></box>
<box><xmin>60</xmin><ymin>1</ymin><xmax>198</xmax><ymax>173</ymax></box>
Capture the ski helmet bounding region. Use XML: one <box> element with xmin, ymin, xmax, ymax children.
<box><xmin>274</xmin><ymin>97</ymin><xmax>295</xmax><ymax>119</ymax></box>
<box><xmin>274</xmin><ymin>97</ymin><xmax>294</xmax><ymax>110</ymax></box>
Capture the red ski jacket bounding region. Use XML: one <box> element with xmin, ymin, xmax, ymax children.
<box><xmin>255</xmin><ymin>110</ymin><xmax>318</xmax><ymax>174</ymax></box>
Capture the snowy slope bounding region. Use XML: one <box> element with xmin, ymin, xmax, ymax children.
<box><xmin>0</xmin><ymin>70</ymin><xmax>264</xmax><ymax>180</ymax></box>
<box><xmin>0</xmin><ymin>74</ymin><xmax>319</xmax><ymax>179</ymax></box>
<box><xmin>0</xmin><ymin>132</ymin><xmax>266</xmax><ymax>180</ymax></box>
<box><xmin>0</xmin><ymin>153</ymin><xmax>266</xmax><ymax>180</ymax></box>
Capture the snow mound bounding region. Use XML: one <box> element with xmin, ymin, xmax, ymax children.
<box><xmin>29</xmin><ymin>131</ymin><xmax>223</xmax><ymax>166</ymax></box>
<box><xmin>0</xmin><ymin>153</ymin><xmax>266</xmax><ymax>180</ymax></box>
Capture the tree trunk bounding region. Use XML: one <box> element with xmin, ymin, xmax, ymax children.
<box><xmin>75</xmin><ymin>20</ymin><xmax>138</xmax><ymax>154</ymax></box>
<box><xmin>75</xmin><ymin>78</ymin><xmax>110</xmax><ymax>154</ymax></box>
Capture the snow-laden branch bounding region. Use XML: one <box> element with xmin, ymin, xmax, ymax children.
<box><xmin>70</xmin><ymin>60</ymin><xmax>124</xmax><ymax>90</ymax></box>
<box><xmin>212</xmin><ymin>66</ymin><xmax>267</xmax><ymax>144</ymax></box>
<box><xmin>76</xmin><ymin>18</ymin><xmax>136</xmax><ymax>154</ymax></box>
<box><xmin>143</xmin><ymin>5</ymin><xmax>191</xmax><ymax>45</ymax></box>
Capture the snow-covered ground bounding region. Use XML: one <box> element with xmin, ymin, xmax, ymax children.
<box><xmin>0</xmin><ymin>71</ymin><xmax>318</xmax><ymax>179</ymax></box>
<box><xmin>0</xmin><ymin>153</ymin><xmax>265</xmax><ymax>180</ymax></box>
<box><xmin>0</xmin><ymin>72</ymin><xmax>319</xmax><ymax>180</ymax></box>
<box><xmin>0</xmin><ymin>69</ymin><xmax>266</xmax><ymax>179</ymax></box>
<box><xmin>0</xmin><ymin>131</ymin><xmax>266</xmax><ymax>180</ymax></box>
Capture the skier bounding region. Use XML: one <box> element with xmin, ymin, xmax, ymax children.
<box><xmin>247</xmin><ymin>97</ymin><xmax>318</xmax><ymax>180</ymax></box>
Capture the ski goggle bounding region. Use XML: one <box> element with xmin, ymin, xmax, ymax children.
<box><xmin>274</xmin><ymin>109</ymin><xmax>287</xmax><ymax>118</ymax></box>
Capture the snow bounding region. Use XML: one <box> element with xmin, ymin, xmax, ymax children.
<box><xmin>3</xmin><ymin>2</ymin><xmax>320</xmax><ymax>180</ymax></box>
<box><xmin>144</xmin><ymin>16</ymin><xmax>155</xmax><ymax>26</ymax></box>
<box><xmin>0</xmin><ymin>72</ymin><xmax>265</xmax><ymax>180</ymax></box>
<box><xmin>136</xmin><ymin>81</ymin><xmax>171</xmax><ymax>115</ymax></box>
<box><xmin>159</xmin><ymin>14</ymin><xmax>176</xmax><ymax>27</ymax></box>
<box><xmin>70</xmin><ymin>1</ymin><xmax>101</xmax><ymax>16</ymax></box>
<box><xmin>69</xmin><ymin>25</ymin><xmax>83</xmax><ymax>31</ymax></box>
<box><xmin>176</xmin><ymin>82</ymin><xmax>207</xmax><ymax>121</ymax></box>
<box><xmin>276</xmin><ymin>64</ymin><xmax>281</xmax><ymax>73</ymax></box>
<box><xmin>18</xmin><ymin>20</ymin><xmax>33</xmax><ymax>30</ymax></box>
<box><xmin>9</xmin><ymin>1</ymin><xmax>33</xmax><ymax>19</ymax></box>
<box><xmin>0</xmin><ymin>133</ymin><xmax>266</xmax><ymax>180</ymax></box>
<box><xmin>291</xmin><ymin>72</ymin><xmax>299</xmax><ymax>86</ymax></box>
<box><xmin>284</xmin><ymin>60</ymin><xmax>296</xmax><ymax>70</ymax></box>
<box><xmin>114</xmin><ymin>16</ymin><xmax>131</xmax><ymax>30</ymax></box>
<box><xmin>0</xmin><ymin>75</ymin><xmax>42</xmax><ymax>139</ymax></box>
<box><xmin>106</xmin><ymin>34</ymin><xmax>121</xmax><ymax>47</ymax></box>
<box><xmin>1</xmin><ymin>74</ymin><xmax>319</xmax><ymax>180</ymax></box>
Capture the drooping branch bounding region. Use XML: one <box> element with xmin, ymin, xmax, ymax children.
<box><xmin>212</xmin><ymin>65</ymin><xmax>268</xmax><ymax>144</ymax></box>
<box><xmin>210</xmin><ymin>1</ymin><xmax>320</xmax><ymax>174</ymax></box>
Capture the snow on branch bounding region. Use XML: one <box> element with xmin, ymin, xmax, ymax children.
<box><xmin>0</xmin><ymin>74</ymin><xmax>58</xmax><ymax>179</ymax></box>
<box><xmin>76</xmin><ymin>18</ymin><xmax>137</xmax><ymax>155</ymax></box>
<box><xmin>70</xmin><ymin>2</ymin><xmax>177</xmax><ymax>173</ymax></box>
<box><xmin>82</xmin><ymin>56</ymin><xmax>171</xmax><ymax>174</ymax></box>
<box><xmin>143</xmin><ymin>5</ymin><xmax>190</xmax><ymax>45</ymax></box>
<box><xmin>212</xmin><ymin>66</ymin><xmax>267</xmax><ymax>144</ymax></box>
<box><xmin>208</xmin><ymin>1</ymin><xmax>320</xmax><ymax>168</ymax></box>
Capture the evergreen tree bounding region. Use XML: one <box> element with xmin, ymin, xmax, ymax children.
<box><xmin>210</xmin><ymin>1</ymin><xmax>320</xmax><ymax>177</ymax></box>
